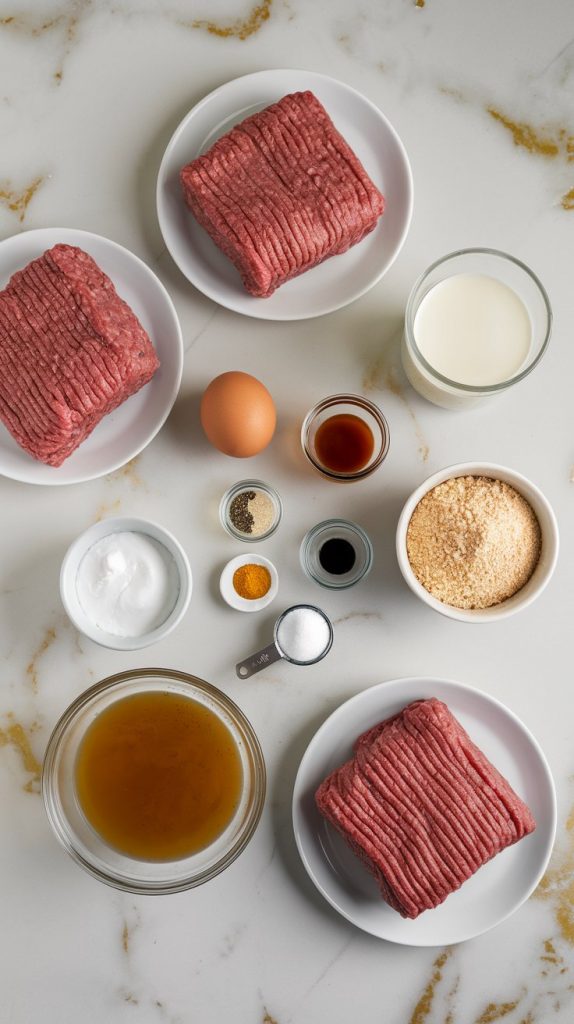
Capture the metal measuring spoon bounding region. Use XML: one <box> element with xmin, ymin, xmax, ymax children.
<box><xmin>236</xmin><ymin>604</ymin><xmax>333</xmax><ymax>678</ymax></box>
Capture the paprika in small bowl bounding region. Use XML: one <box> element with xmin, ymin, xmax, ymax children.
<box><xmin>219</xmin><ymin>553</ymin><xmax>279</xmax><ymax>613</ymax></box>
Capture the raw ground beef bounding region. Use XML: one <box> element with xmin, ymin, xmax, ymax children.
<box><xmin>180</xmin><ymin>90</ymin><xmax>385</xmax><ymax>297</ymax></box>
<box><xmin>0</xmin><ymin>244</ymin><xmax>159</xmax><ymax>467</ymax></box>
<box><xmin>315</xmin><ymin>698</ymin><xmax>536</xmax><ymax>919</ymax></box>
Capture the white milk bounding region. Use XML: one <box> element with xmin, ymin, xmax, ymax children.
<box><xmin>413</xmin><ymin>274</ymin><xmax>531</xmax><ymax>388</ymax></box>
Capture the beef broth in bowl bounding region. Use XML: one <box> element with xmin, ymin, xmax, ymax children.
<box><xmin>43</xmin><ymin>669</ymin><xmax>266</xmax><ymax>892</ymax></box>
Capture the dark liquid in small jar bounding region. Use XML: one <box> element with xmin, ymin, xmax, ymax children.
<box><xmin>74</xmin><ymin>692</ymin><xmax>243</xmax><ymax>862</ymax></box>
<box><xmin>319</xmin><ymin>538</ymin><xmax>357</xmax><ymax>575</ymax></box>
<box><xmin>314</xmin><ymin>414</ymin><xmax>375</xmax><ymax>474</ymax></box>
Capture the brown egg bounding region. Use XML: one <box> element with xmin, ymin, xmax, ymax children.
<box><xmin>200</xmin><ymin>371</ymin><xmax>276</xmax><ymax>457</ymax></box>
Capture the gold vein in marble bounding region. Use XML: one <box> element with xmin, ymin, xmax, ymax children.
<box><xmin>439</xmin><ymin>85</ymin><xmax>466</xmax><ymax>103</ymax></box>
<box><xmin>119</xmin><ymin>989</ymin><xmax>139</xmax><ymax>1006</ymax></box>
<box><xmin>0</xmin><ymin>7</ymin><xmax>88</xmax><ymax>83</ymax></box>
<box><xmin>535</xmin><ymin>804</ymin><xmax>574</xmax><ymax>945</ymax></box>
<box><xmin>487</xmin><ymin>107</ymin><xmax>574</xmax><ymax>168</ymax></box>
<box><xmin>409</xmin><ymin>948</ymin><xmax>452</xmax><ymax>1024</ymax></box>
<box><xmin>95</xmin><ymin>498</ymin><xmax>121</xmax><ymax>522</ymax></box>
<box><xmin>444</xmin><ymin>973</ymin><xmax>460</xmax><ymax>1024</ymax></box>
<box><xmin>184</xmin><ymin>0</ymin><xmax>272</xmax><ymax>40</ymax></box>
<box><xmin>363</xmin><ymin>355</ymin><xmax>429</xmax><ymax>462</ymax></box>
<box><xmin>106</xmin><ymin>456</ymin><xmax>145</xmax><ymax>489</ymax></box>
<box><xmin>487</xmin><ymin>107</ymin><xmax>560</xmax><ymax>157</ymax></box>
<box><xmin>263</xmin><ymin>1012</ymin><xmax>279</xmax><ymax>1024</ymax></box>
<box><xmin>0</xmin><ymin>176</ymin><xmax>45</xmax><ymax>222</ymax></box>
<box><xmin>26</xmin><ymin>626</ymin><xmax>57</xmax><ymax>693</ymax></box>
<box><xmin>0</xmin><ymin>716</ymin><xmax>42</xmax><ymax>794</ymax></box>
<box><xmin>332</xmin><ymin>610</ymin><xmax>383</xmax><ymax>625</ymax></box>
<box><xmin>540</xmin><ymin>937</ymin><xmax>567</xmax><ymax>976</ymax></box>
<box><xmin>473</xmin><ymin>998</ymin><xmax>522</xmax><ymax>1023</ymax></box>
<box><xmin>437</xmin><ymin>89</ymin><xmax>574</xmax><ymax>209</ymax></box>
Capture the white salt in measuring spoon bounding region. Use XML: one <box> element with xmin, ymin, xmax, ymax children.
<box><xmin>236</xmin><ymin>604</ymin><xmax>333</xmax><ymax>678</ymax></box>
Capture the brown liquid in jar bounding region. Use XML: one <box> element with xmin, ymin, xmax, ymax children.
<box><xmin>314</xmin><ymin>413</ymin><xmax>375</xmax><ymax>474</ymax></box>
<box><xmin>74</xmin><ymin>692</ymin><xmax>243</xmax><ymax>861</ymax></box>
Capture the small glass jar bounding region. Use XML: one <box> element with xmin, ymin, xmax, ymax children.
<box><xmin>401</xmin><ymin>248</ymin><xmax>552</xmax><ymax>410</ymax></box>
<box><xmin>300</xmin><ymin>519</ymin><xmax>373</xmax><ymax>589</ymax></box>
<box><xmin>301</xmin><ymin>395</ymin><xmax>390</xmax><ymax>482</ymax></box>
<box><xmin>220</xmin><ymin>480</ymin><xmax>282</xmax><ymax>542</ymax></box>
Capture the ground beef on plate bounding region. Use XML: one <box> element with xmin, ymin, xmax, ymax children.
<box><xmin>180</xmin><ymin>90</ymin><xmax>385</xmax><ymax>297</ymax></box>
<box><xmin>315</xmin><ymin>698</ymin><xmax>536</xmax><ymax>919</ymax></box>
<box><xmin>0</xmin><ymin>244</ymin><xmax>159</xmax><ymax>467</ymax></box>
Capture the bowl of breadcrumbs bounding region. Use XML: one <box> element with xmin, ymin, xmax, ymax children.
<box><xmin>396</xmin><ymin>462</ymin><xmax>559</xmax><ymax>622</ymax></box>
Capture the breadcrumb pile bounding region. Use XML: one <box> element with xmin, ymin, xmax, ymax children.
<box><xmin>406</xmin><ymin>476</ymin><xmax>541</xmax><ymax>609</ymax></box>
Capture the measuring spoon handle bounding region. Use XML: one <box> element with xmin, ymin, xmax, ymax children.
<box><xmin>236</xmin><ymin>642</ymin><xmax>282</xmax><ymax>679</ymax></box>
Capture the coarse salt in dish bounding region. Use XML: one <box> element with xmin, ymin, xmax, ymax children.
<box><xmin>276</xmin><ymin>606</ymin><xmax>332</xmax><ymax>665</ymax></box>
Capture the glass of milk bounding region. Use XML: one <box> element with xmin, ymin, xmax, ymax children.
<box><xmin>402</xmin><ymin>249</ymin><xmax>552</xmax><ymax>409</ymax></box>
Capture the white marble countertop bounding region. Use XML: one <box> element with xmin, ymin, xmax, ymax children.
<box><xmin>1</xmin><ymin>1</ymin><xmax>574</xmax><ymax>1021</ymax></box>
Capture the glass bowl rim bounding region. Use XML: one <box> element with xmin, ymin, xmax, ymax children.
<box><xmin>404</xmin><ymin>247</ymin><xmax>552</xmax><ymax>394</ymax></box>
<box><xmin>300</xmin><ymin>517</ymin><xmax>374</xmax><ymax>589</ymax></box>
<box><xmin>42</xmin><ymin>667</ymin><xmax>266</xmax><ymax>894</ymax></box>
<box><xmin>301</xmin><ymin>394</ymin><xmax>390</xmax><ymax>481</ymax></box>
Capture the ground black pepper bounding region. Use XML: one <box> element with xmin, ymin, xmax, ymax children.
<box><xmin>229</xmin><ymin>491</ymin><xmax>256</xmax><ymax>534</ymax></box>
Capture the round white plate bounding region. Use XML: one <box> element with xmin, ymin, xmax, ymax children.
<box><xmin>292</xmin><ymin>677</ymin><xmax>556</xmax><ymax>946</ymax></box>
<box><xmin>0</xmin><ymin>228</ymin><xmax>183</xmax><ymax>485</ymax></box>
<box><xmin>156</xmin><ymin>69</ymin><xmax>413</xmax><ymax>320</ymax></box>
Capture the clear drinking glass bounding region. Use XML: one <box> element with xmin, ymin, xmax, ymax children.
<box><xmin>402</xmin><ymin>248</ymin><xmax>552</xmax><ymax>410</ymax></box>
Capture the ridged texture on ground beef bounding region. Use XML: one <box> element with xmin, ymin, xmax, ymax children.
<box><xmin>0</xmin><ymin>244</ymin><xmax>159</xmax><ymax>466</ymax></box>
<box><xmin>315</xmin><ymin>698</ymin><xmax>536</xmax><ymax>919</ymax></box>
<box><xmin>180</xmin><ymin>91</ymin><xmax>385</xmax><ymax>297</ymax></box>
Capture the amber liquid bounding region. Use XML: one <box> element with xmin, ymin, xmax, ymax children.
<box><xmin>74</xmin><ymin>692</ymin><xmax>243</xmax><ymax>862</ymax></box>
<box><xmin>314</xmin><ymin>413</ymin><xmax>375</xmax><ymax>474</ymax></box>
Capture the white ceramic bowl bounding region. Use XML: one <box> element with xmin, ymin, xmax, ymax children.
<box><xmin>60</xmin><ymin>516</ymin><xmax>192</xmax><ymax>650</ymax></box>
<box><xmin>220</xmin><ymin>553</ymin><xmax>278</xmax><ymax>613</ymax></box>
<box><xmin>396</xmin><ymin>463</ymin><xmax>559</xmax><ymax>622</ymax></box>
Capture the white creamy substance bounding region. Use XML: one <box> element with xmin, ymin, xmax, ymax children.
<box><xmin>413</xmin><ymin>274</ymin><xmax>532</xmax><ymax>387</ymax></box>
<box><xmin>276</xmin><ymin>607</ymin><xmax>331</xmax><ymax>664</ymax></box>
<box><xmin>76</xmin><ymin>531</ymin><xmax>180</xmax><ymax>637</ymax></box>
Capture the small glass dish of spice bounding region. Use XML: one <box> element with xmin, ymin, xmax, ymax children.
<box><xmin>220</xmin><ymin>480</ymin><xmax>282</xmax><ymax>542</ymax></box>
<box><xmin>220</xmin><ymin>553</ymin><xmax>279</xmax><ymax>612</ymax></box>
<box><xmin>300</xmin><ymin>519</ymin><xmax>374</xmax><ymax>590</ymax></box>
<box><xmin>301</xmin><ymin>395</ymin><xmax>390</xmax><ymax>482</ymax></box>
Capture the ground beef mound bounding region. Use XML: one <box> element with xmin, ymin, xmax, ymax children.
<box><xmin>180</xmin><ymin>90</ymin><xmax>385</xmax><ymax>297</ymax></box>
<box><xmin>315</xmin><ymin>698</ymin><xmax>536</xmax><ymax>919</ymax></box>
<box><xmin>0</xmin><ymin>244</ymin><xmax>159</xmax><ymax>467</ymax></box>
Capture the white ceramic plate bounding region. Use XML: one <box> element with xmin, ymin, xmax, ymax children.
<box><xmin>0</xmin><ymin>228</ymin><xmax>183</xmax><ymax>485</ymax></box>
<box><xmin>293</xmin><ymin>677</ymin><xmax>556</xmax><ymax>946</ymax></box>
<box><xmin>156</xmin><ymin>69</ymin><xmax>413</xmax><ymax>320</ymax></box>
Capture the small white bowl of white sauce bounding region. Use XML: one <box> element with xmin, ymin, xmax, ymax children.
<box><xmin>60</xmin><ymin>516</ymin><xmax>192</xmax><ymax>650</ymax></box>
